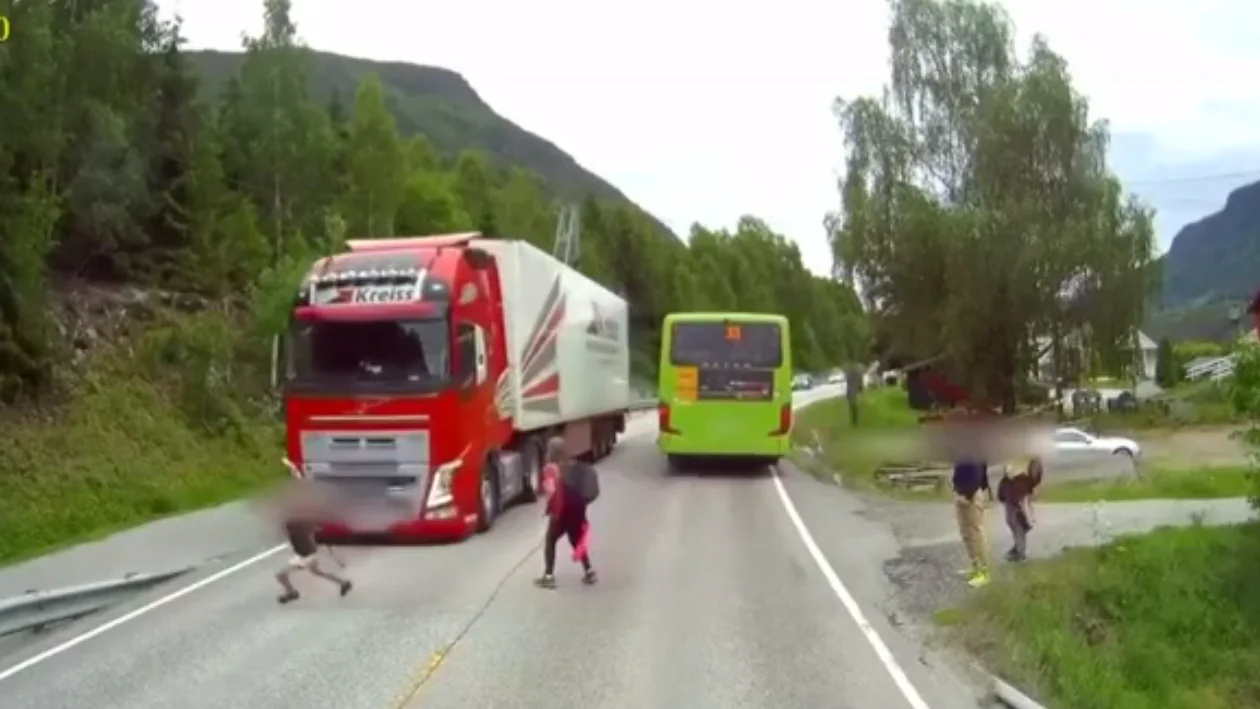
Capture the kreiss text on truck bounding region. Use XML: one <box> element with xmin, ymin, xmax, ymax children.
<box><xmin>282</xmin><ymin>232</ymin><xmax>632</xmax><ymax>542</ymax></box>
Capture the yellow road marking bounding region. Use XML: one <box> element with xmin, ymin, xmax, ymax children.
<box><xmin>389</xmin><ymin>647</ymin><xmax>449</xmax><ymax>709</ymax></box>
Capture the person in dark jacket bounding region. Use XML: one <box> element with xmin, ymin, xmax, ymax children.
<box><xmin>535</xmin><ymin>437</ymin><xmax>597</xmax><ymax>589</ymax></box>
<box><xmin>952</xmin><ymin>456</ymin><xmax>992</xmax><ymax>588</ymax></box>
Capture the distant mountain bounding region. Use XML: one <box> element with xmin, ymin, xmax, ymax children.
<box><xmin>1160</xmin><ymin>180</ymin><xmax>1260</xmax><ymax>308</ymax></box>
<box><xmin>1146</xmin><ymin>180</ymin><xmax>1260</xmax><ymax>342</ymax></box>
<box><xmin>185</xmin><ymin>50</ymin><xmax>674</xmax><ymax>237</ymax></box>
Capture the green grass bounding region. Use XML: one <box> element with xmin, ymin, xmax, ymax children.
<box><xmin>0</xmin><ymin>310</ymin><xmax>284</xmax><ymax>566</ymax></box>
<box><xmin>1086</xmin><ymin>379</ymin><xmax>1239</xmax><ymax>430</ymax></box>
<box><xmin>792</xmin><ymin>386</ymin><xmax>925</xmax><ymax>491</ymax></box>
<box><xmin>948</xmin><ymin>522</ymin><xmax>1260</xmax><ymax>709</ymax></box>
<box><xmin>1091</xmin><ymin>403</ymin><xmax>1238</xmax><ymax>430</ymax></box>
<box><xmin>1038</xmin><ymin>466</ymin><xmax>1253</xmax><ymax>502</ymax></box>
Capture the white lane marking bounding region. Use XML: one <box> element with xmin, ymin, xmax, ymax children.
<box><xmin>774</xmin><ymin>384</ymin><xmax>930</xmax><ymax>709</ymax></box>
<box><xmin>0</xmin><ymin>414</ymin><xmax>661</xmax><ymax>683</ymax></box>
<box><xmin>0</xmin><ymin>544</ymin><xmax>288</xmax><ymax>683</ymax></box>
<box><xmin>770</xmin><ymin>473</ymin><xmax>931</xmax><ymax>709</ymax></box>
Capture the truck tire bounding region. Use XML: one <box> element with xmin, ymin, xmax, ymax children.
<box><xmin>476</xmin><ymin>456</ymin><xmax>500</xmax><ymax>533</ymax></box>
<box><xmin>520</xmin><ymin>438</ymin><xmax>542</xmax><ymax>504</ymax></box>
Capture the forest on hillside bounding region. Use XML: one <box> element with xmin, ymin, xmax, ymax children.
<box><xmin>0</xmin><ymin>0</ymin><xmax>867</xmax><ymax>403</ymax></box>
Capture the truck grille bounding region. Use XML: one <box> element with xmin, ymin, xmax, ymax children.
<box><xmin>301</xmin><ymin>431</ymin><xmax>429</xmax><ymax>470</ymax></box>
<box><xmin>300</xmin><ymin>430</ymin><xmax>430</xmax><ymax>525</ymax></box>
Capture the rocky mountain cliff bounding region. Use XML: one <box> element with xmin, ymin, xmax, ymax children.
<box><xmin>1146</xmin><ymin>180</ymin><xmax>1260</xmax><ymax>342</ymax></box>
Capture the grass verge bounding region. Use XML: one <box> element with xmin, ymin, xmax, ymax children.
<box><xmin>1086</xmin><ymin>379</ymin><xmax>1238</xmax><ymax>430</ymax></box>
<box><xmin>1038</xmin><ymin>466</ymin><xmax>1254</xmax><ymax>502</ymax></box>
<box><xmin>945</xmin><ymin>522</ymin><xmax>1260</xmax><ymax>709</ymax></box>
<box><xmin>791</xmin><ymin>387</ymin><xmax>922</xmax><ymax>492</ymax></box>
<box><xmin>0</xmin><ymin>309</ymin><xmax>282</xmax><ymax>566</ymax></box>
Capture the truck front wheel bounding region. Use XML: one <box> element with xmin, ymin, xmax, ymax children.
<box><xmin>477</xmin><ymin>457</ymin><xmax>500</xmax><ymax>533</ymax></box>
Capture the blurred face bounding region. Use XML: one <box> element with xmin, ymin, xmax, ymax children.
<box><xmin>546</xmin><ymin>438</ymin><xmax>567</xmax><ymax>464</ymax></box>
<box><xmin>269</xmin><ymin>481</ymin><xmax>336</xmax><ymax>521</ymax></box>
<box><xmin>924</xmin><ymin>417</ymin><xmax>1051</xmax><ymax>462</ymax></box>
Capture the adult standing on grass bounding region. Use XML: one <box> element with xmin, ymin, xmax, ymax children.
<box><xmin>997</xmin><ymin>456</ymin><xmax>1041</xmax><ymax>562</ymax></box>
<box><xmin>949</xmin><ymin>415</ymin><xmax>993</xmax><ymax>587</ymax></box>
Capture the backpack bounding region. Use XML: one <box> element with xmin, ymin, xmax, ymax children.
<box><xmin>996</xmin><ymin>475</ymin><xmax>1010</xmax><ymax>504</ymax></box>
<box><xmin>561</xmin><ymin>461</ymin><xmax>600</xmax><ymax>504</ymax></box>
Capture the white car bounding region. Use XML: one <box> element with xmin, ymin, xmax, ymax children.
<box><xmin>1050</xmin><ymin>427</ymin><xmax>1141</xmax><ymax>462</ymax></box>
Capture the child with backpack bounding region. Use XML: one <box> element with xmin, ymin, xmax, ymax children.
<box><xmin>535</xmin><ymin>436</ymin><xmax>599</xmax><ymax>589</ymax></box>
<box><xmin>997</xmin><ymin>456</ymin><xmax>1042</xmax><ymax>562</ymax></box>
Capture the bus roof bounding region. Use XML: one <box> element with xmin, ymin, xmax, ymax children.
<box><xmin>662</xmin><ymin>312</ymin><xmax>788</xmax><ymax>325</ymax></box>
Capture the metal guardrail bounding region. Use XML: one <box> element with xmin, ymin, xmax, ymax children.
<box><xmin>1185</xmin><ymin>354</ymin><xmax>1236</xmax><ymax>382</ymax></box>
<box><xmin>0</xmin><ymin>567</ymin><xmax>193</xmax><ymax>638</ymax></box>
<box><xmin>993</xmin><ymin>674</ymin><xmax>1051</xmax><ymax>709</ymax></box>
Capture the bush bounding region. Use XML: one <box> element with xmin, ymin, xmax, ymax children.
<box><xmin>0</xmin><ymin>308</ymin><xmax>282</xmax><ymax>565</ymax></box>
<box><xmin>1229</xmin><ymin>342</ymin><xmax>1260</xmax><ymax>509</ymax></box>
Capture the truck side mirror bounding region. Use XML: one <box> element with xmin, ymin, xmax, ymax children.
<box><xmin>465</xmin><ymin>248</ymin><xmax>493</xmax><ymax>270</ymax></box>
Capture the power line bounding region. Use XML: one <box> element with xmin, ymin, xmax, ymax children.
<box><xmin>1125</xmin><ymin>169</ymin><xmax>1260</xmax><ymax>187</ymax></box>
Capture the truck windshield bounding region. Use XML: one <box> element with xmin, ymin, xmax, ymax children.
<box><xmin>670</xmin><ymin>321</ymin><xmax>783</xmax><ymax>368</ymax></box>
<box><xmin>288</xmin><ymin>318</ymin><xmax>450</xmax><ymax>388</ymax></box>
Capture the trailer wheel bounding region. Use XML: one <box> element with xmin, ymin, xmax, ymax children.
<box><xmin>476</xmin><ymin>457</ymin><xmax>500</xmax><ymax>533</ymax></box>
<box><xmin>603</xmin><ymin>426</ymin><xmax>615</xmax><ymax>459</ymax></box>
<box><xmin>520</xmin><ymin>439</ymin><xmax>542</xmax><ymax>504</ymax></box>
<box><xmin>594</xmin><ymin>422</ymin><xmax>612</xmax><ymax>460</ymax></box>
<box><xmin>591</xmin><ymin>429</ymin><xmax>605</xmax><ymax>461</ymax></box>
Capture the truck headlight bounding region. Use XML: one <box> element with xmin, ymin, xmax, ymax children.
<box><xmin>426</xmin><ymin>459</ymin><xmax>462</xmax><ymax>507</ymax></box>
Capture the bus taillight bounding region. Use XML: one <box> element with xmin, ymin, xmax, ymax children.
<box><xmin>770</xmin><ymin>404</ymin><xmax>791</xmax><ymax>436</ymax></box>
<box><xmin>659</xmin><ymin>403</ymin><xmax>680</xmax><ymax>434</ymax></box>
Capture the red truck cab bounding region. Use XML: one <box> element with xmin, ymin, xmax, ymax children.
<box><xmin>282</xmin><ymin>233</ymin><xmax>532</xmax><ymax>541</ymax></box>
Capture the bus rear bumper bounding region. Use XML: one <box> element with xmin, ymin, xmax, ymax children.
<box><xmin>657</xmin><ymin>432</ymin><xmax>791</xmax><ymax>459</ymax></box>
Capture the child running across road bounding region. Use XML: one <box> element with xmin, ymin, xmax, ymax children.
<box><xmin>274</xmin><ymin>482</ymin><xmax>353</xmax><ymax>604</ymax></box>
<box><xmin>535</xmin><ymin>436</ymin><xmax>599</xmax><ymax>589</ymax></box>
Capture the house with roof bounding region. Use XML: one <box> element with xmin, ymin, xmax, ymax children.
<box><xmin>1136</xmin><ymin>330</ymin><xmax>1158</xmax><ymax>381</ymax></box>
<box><xmin>1033</xmin><ymin>329</ymin><xmax>1159</xmax><ymax>383</ymax></box>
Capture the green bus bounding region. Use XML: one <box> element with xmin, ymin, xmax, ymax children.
<box><xmin>656</xmin><ymin>312</ymin><xmax>793</xmax><ymax>469</ymax></box>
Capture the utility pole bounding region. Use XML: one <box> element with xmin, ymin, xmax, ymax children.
<box><xmin>552</xmin><ymin>204</ymin><xmax>580</xmax><ymax>267</ymax></box>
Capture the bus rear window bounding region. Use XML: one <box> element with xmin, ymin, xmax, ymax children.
<box><xmin>669</xmin><ymin>322</ymin><xmax>783</xmax><ymax>368</ymax></box>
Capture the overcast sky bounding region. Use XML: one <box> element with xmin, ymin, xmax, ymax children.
<box><xmin>159</xmin><ymin>0</ymin><xmax>1260</xmax><ymax>275</ymax></box>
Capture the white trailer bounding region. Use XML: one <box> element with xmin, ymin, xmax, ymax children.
<box><xmin>473</xmin><ymin>238</ymin><xmax>631</xmax><ymax>454</ymax></box>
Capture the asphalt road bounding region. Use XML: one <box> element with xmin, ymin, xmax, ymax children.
<box><xmin>0</xmin><ymin>385</ymin><xmax>986</xmax><ymax>709</ymax></box>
